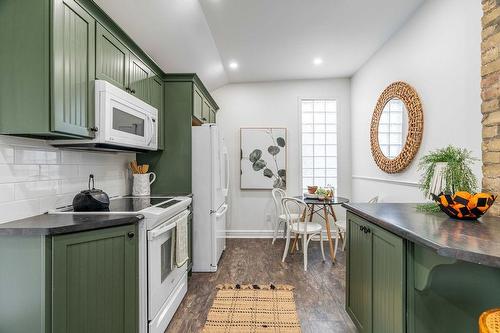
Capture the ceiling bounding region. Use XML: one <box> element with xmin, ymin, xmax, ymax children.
<box><xmin>95</xmin><ymin>0</ymin><xmax>424</xmax><ymax>90</ymax></box>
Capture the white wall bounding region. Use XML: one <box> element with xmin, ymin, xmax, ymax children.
<box><xmin>350</xmin><ymin>0</ymin><xmax>482</xmax><ymax>202</ymax></box>
<box><xmin>212</xmin><ymin>79</ymin><xmax>351</xmax><ymax>236</ymax></box>
<box><xmin>0</xmin><ymin>135</ymin><xmax>134</xmax><ymax>224</ymax></box>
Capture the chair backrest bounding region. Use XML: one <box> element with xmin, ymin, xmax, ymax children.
<box><xmin>282</xmin><ymin>197</ymin><xmax>308</xmax><ymax>232</ymax></box>
<box><xmin>368</xmin><ymin>196</ymin><xmax>379</xmax><ymax>203</ymax></box>
<box><xmin>272</xmin><ymin>188</ymin><xmax>287</xmax><ymax>216</ymax></box>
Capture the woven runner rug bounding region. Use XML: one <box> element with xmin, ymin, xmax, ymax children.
<box><xmin>202</xmin><ymin>284</ymin><xmax>301</xmax><ymax>333</ymax></box>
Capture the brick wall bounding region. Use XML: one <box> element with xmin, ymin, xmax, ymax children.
<box><xmin>482</xmin><ymin>0</ymin><xmax>500</xmax><ymax>216</ymax></box>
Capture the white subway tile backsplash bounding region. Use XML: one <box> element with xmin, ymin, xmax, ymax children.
<box><xmin>0</xmin><ymin>137</ymin><xmax>134</xmax><ymax>224</ymax></box>
<box><xmin>15</xmin><ymin>147</ymin><xmax>60</xmax><ymax>164</ymax></box>
<box><xmin>0</xmin><ymin>199</ymin><xmax>40</xmax><ymax>224</ymax></box>
<box><xmin>0</xmin><ymin>184</ymin><xmax>15</xmax><ymax>203</ymax></box>
<box><xmin>0</xmin><ymin>164</ymin><xmax>40</xmax><ymax>183</ymax></box>
<box><xmin>15</xmin><ymin>180</ymin><xmax>60</xmax><ymax>200</ymax></box>
<box><xmin>40</xmin><ymin>164</ymin><xmax>79</xmax><ymax>180</ymax></box>
<box><xmin>0</xmin><ymin>145</ymin><xmax>14</xmax><ymax>164</ymax></box>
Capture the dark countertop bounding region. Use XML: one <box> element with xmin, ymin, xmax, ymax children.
<box><xmin>342</xmin><ymin>203</ymin><xmax>500</xmax><ymax>268</ymax></box>
<box><xmin>0</xmin><ymin>213</ymin><xmax>143</xmax><ymax>236</ymax></box>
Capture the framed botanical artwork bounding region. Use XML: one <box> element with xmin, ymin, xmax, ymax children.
<box><xmin>240</xmin><ymin>127</ymin><xmax>287</xmax><ymax>189</ymax></box>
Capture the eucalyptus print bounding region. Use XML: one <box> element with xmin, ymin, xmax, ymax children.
<box><xmin>241</xmin><ymin>128</ymin><xmax>287</xmax><ymax>190</ymax></box>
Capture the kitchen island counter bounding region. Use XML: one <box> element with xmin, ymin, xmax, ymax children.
<box><xmin>342</xmin><ymin>202</ymin><xmax>500</xmax><ymax>333</ymax></box>
<box><xmin>342</xmin><ymin>202</ymin><xmax>500</xmax><ymax>268</ymax></box>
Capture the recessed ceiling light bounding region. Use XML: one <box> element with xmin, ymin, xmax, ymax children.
<box><xmin>313</xmin><ymin>57</ymin><xmax>323</xmax><ymax>65</ymax></box>
<box><xmin>229</xmin><ymin>61</ymin><xmax>239</xmax><ymax>70</ymax></box>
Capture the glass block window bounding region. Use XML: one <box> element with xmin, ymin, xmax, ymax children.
<box><xmin>378</xmin><ymin>99</ymin><xmax>405</xmax><ymax>159</ymax></box>
<box><xmin>301</xmin><ymin>99</ymin><xmax>337</xmax><ymax>191</ymax></box>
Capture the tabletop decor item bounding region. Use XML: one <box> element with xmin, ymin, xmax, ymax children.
<box><xmin>307</xmin><ymin>185</ymin><xmax>318</xmax><ymax>194</ymax></box>
<box><xmin>315</xmin><ymin>187</ymin><xmax>334</xmax><ymax>200</ymax></box>
<box><xmin>130</xmin><ymin>160</ymin><xmax>156</xmax><ymax>196</ymax></box>
<box><xmin>240</xmin><ymin>128</ymin><xmax>287</xmax><ymax>190</ymax></box>
<box><xmin>417</xmin><ymin>146</ymin><xmax>478</xmax><ymax>212</ymax></box>
<box><xmin>432</xmin><ymin>191</ymin><xmax>496</xmax><ymax>220</ymax></box>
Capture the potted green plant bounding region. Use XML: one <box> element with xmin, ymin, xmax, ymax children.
<box><xmin>417</xmin><ymin>145</ymin><xmax>478</xmax><ymax>212</ymax></box>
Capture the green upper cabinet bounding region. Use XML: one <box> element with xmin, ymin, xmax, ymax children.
<box><xmin>193</xmin><ymin>86</ymin><xmax>204</xmax><ymax>121</ymax></box>
<box><xmin>52</xmin><ymin>0</ymin><xmax>96</xmax><ymax>138</ymax></box>
<box><xmin>209</xmin><ymin>107</ymin><xmax>216</xmax><ymax>123</ymax></box>
<box><xmin>52</xmin><ymin>224</ymin><xmax>138</xmax><ymax>333</ymax></box>
<box><xmin>150</xmin><ymin>75</ymin><xmax>164</xmax><ymax>150</ymax></box>
<box><xmin>346</xmin><ymin>212</ymin><xmax>405</xmax><ymax>333</ymax></box>
<box><xmin>129</xmin><ymin>54</ymin><xmax>151</xmax><ymax>103</ymax></box>
<box><xmin>0</xmin><ymin>0</ymin><xmax>165</xmax><ymax>140</ymax></box>
<box><xmin>96</xmin><ymin>23</ymin><xmax>129</xmax><ymax>90</ymax></box>
<box><xmin>202</xmin><ymin>100</ymin><xmax>211</xmax><ymax>123</ymax></box>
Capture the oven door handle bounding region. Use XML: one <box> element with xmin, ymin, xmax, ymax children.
<box><xmin>148</xmin><ymin>221</ymin><xmax>176</xmax><ymax>241</ymax></box>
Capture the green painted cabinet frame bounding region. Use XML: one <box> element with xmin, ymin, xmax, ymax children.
<box><xmin>0</xmin><ymin>224</ymin><xmax>139</xmax><ymax>333</ymax></box>
<box><xmin>0</xmin><ymin>0</ymin><xmax>96</xmax><ymax>138</ymax></box>
<box><xmin>150</xmin><ymin>75</ymin><xmax>165</xmax><ymax>149</ymax></box>
<box><xmin>346</xmin><ymin>212</ymin><xmax>405</xmax><ymax>333</ymax></box>
<box><xmin>0</xmin><ymin>0</ymin><xmax>166</xmax><ymax>139</ymax></box>
<box><xmin>52</xmin><ymin>224</ymin><xmax>138</xmax><ymax>333</ymax></box>
<box><xmin>138</xmin><ymin>74</ymin><xmax>219</xmax><ymax>195</ymax></box>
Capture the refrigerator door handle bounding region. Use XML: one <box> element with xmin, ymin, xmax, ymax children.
<box><xmin>216</xmin><ymin>204</ymin><xmax>228</xmax><ymax>218</ymax></box>
<box><xmin>222</xmin><ymin>147</ymin><xmax>229</xmax><ymax>196</ymax></box>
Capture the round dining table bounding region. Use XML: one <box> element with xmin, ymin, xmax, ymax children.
<box><xmin>293</xmin><ymin>196</ymin><xmax>350</xmax><ymax>263</ymax></box>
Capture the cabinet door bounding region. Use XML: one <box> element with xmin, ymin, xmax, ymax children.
<box><xmin>202</xmin><ymin>100</ymin><xmax>210</xmax><ymax>123</ymax></box>
<box><xmin>209</xmin><ymin>108</ymin><xmax>216</xmax><ymax>123</ymax></box>
<box><xmin>371</xmin><ymin>225</ymin><xmax>404</xmax><ymax>333</ymax></box>
<box><xmin>193</xmin><ymin>86</ymin><xmax>203</xmax><ymax>121</ymax></box>
<box><xmin>347</xmin><ymin>215</ymin><xmax>372</xmax><ymax>333</ymax></box>
<box><xmin>52</xmin><ymin>224</ymin><xmax>138</xmax><ymax>333</ymax></box>
<box><xmin>129</xmin><ymin>54</ymin><xmax>151</xmax><ymax>103</ymax></box>
<box><xmin>96</xmin><ymin>23</ymin><xmax>129</xmax><ymax>90</ymax></box>
<box><xmin>52</xmin><ymin>0</ymin><xmax>95</xmax><ymax>138</ymax></box>
<box><xmin>150</xmin><ymin>75</ymin><xmax>164</xmax><ymax>149</ymax></box>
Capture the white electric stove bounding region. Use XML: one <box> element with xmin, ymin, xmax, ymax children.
<box><xmin>50</xmin><ymin>195</ymin><xmax>192</xmax><ymax>333</ymax></box>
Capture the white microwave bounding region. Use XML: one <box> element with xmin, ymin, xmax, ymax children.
<box><xmin>52</xmin><ymin>80</ymin><xmax>158</xmax><ymax>152</ymax></box>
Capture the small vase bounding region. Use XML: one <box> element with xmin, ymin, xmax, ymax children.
<box><xmin>132</xmin><ymin>172</ymin><xmax>156</xmax><ymax>196</ymax></box>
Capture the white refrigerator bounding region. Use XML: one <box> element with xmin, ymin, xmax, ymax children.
<box><xmin>192</xmin><ymin>124</ymin><xmax>229</xmax><ymax>272</ymax></box>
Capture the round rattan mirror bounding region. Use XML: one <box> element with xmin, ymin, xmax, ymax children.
<box><xmin>370</xmin><ymin>82</ymin><xmax>423</xmax><ymax>173</ymax></box>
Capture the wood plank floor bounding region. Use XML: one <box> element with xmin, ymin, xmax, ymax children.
<box><xmin>166</xmin><ymin>238</ymin><xmax>357</xmax><ymax>332</ymax></box>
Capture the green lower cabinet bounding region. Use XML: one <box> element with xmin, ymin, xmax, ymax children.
<box><xmin>346</xmin><ymin>212</ymin><xmax>405</xmax><ymax>333</ymax></box>
<box><xmin>347</xmin><ymin>215</ymin><xmax>372</xmax><ymax>332</ymax></box>
<box><xmin>407</xmin><ymin>244</ymin><xmax>500</xmax><ymax>333</ymax></box>
<box><xmin>52</xmin><ymin>224</ymin><xmax>138</xmax><ymax>333</ymax></box>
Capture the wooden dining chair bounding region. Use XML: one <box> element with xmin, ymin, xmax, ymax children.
<box><xmin>281</xmin><ymin>197</ymin><xmax>325</xmax><ymax>271</ymax></box>
<box><xmin>271</xmin><ymin>188</ymin><xmax>300</xmax><ymax>244</ymax></box>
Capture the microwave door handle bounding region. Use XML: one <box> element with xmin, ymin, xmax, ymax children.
<box><xmin>148</xmin><ymin>116</ymin><xmax>155</xmax><ymax>145</ymax></box>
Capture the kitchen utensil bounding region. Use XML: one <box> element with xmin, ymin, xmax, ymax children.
<box><xmin>72</xmin><ymin>174</ymin><xmax>110</xmax><ymax>212</ymax></box>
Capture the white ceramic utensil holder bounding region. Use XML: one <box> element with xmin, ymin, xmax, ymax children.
<box><xmin>132</xmin><ymin>172</ymin><xmax>156</xmax><ymax>196</ymax></box>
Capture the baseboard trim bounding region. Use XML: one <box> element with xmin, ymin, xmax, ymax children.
<box><xmin>225</xmin><ymin>230</ymin><xmax>278</xmax><ymax>238</ymax></box>
<box><xmin>224</xmin><ymin>229</ymin><xmax>341</xmax><ymax>239</ymax></box>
